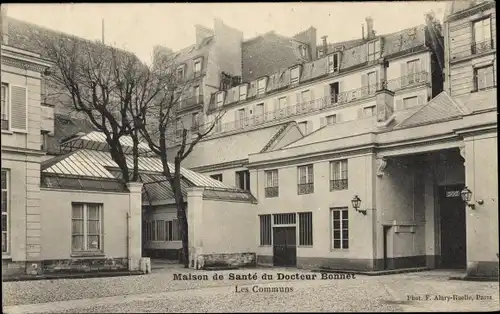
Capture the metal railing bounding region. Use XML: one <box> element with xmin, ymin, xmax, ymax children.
<box><xmin>298</xmin><ymin>183</ymin><xmax>314</xmax><ymax>195</ymax></box>
<box><xmin>471</xmin><ymin>39</ymin><xmax>495</xmax><ymax>55</ymax></box>
<box><xmin>179</xmin><ymin>93</ymin><xmax>203</xmax><ymax>111</ymax></box>
<box><xmin>330</xmin><ymin>179</ymin><xmax>348</xmax><ymax>191</ymax></box>
<box><xmin>385</xmin><ymin>71</ymin><xmax>428</xmax><ymax>91</ymax></box>
<box><xmin>265</xmin><ymin>186</ymin><xmax>279</xmax><ymax>198</ymax></box>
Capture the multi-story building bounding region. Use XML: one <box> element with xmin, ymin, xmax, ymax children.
<box><xmin>1</xmin><ymin>8</ymin><xmax>53</xmax><ymax>274</ymax></box>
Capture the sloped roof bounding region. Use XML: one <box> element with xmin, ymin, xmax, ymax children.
<box><xmin>395</xmin><ymin>91</ymin><xmax>467</xmax><ymax>129</ymax></box>
<box><xmin>181</xmin><ymin>122</ymin><xmax>289</xmax><ymax>169</ymax></box>
<box><xmin>444</xmin><ymin>0</ymin><xmax>480</xmax><ymax>19</ymax></box>
<box><xmin>242</xmin><ymin>31</ymin><xmax>308</xmax><ymax>82</ymax></box>
<box><xmin>284</xmin><ymin>116</ymin><xmax>377</xmax><ymax>149</ymax></box>
<box><xmin>59</xmin><ymin>131</ymin><xmax>152</xmax><ymax>155</ymax></box>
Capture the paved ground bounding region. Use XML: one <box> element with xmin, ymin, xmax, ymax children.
<box><xmin>2</xmin><ymin>265</ymin><xmax>499</xmax><ymax>313</ymax></box>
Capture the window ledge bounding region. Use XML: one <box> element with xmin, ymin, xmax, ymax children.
<box><xmin>2</xmin><ymin>254</ymin><xmax>12</xmax><ymax>260</ymax></box>
<box><xmin>330</xmin><ymin>249</ymin><xmax>350</xmax><ymax>252</ymax></box>
<box><xmin>298</xmin><ymin>245</ymin><xmax>313</xmax><ymax>248</ymax></box>
<box><xmin>1</xmin><ymin>130</ymin><xmax>13</xmax><ymax>134</ymax></box>
<box><xmin>71</xmin><ymin>252</ymin><xmax>105</xmax><ymax>258</ymax></box>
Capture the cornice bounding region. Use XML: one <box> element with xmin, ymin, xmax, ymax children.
<box><xmin>1</xmin><ymin>55</ymin><xmax>51</xmax><ymax>73</ymax></box>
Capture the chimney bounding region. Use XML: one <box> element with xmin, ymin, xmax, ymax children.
<box><xmin>195</xmin><ymin>24</ymin><xmax>214</xmax><ymax>46</ymax></box>
<box><xmin>362</xmin><ymin>24</ymin><xmax>365</xmax><ymax>40</ymax></box>
<box><xmin>292</xmin><ymin>26</ymin><xmax>317</xmax><ymax>60</ymax></box>
<box><xmin>1</xmin><ymin>6</ymin><xmax>8</xmax><ymax>45</ymax></box>
<box><xmin>366</xmin><ymin>17</ymin><xmax>374</xmax><ymax>40</ymax></box>
<box><xmin>321</xmin><ymin>35</ymin><xmax>328</xmax><ymax>55</ymax></box>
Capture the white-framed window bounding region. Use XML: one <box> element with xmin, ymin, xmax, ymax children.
<box><xmin>297</xmin><ymin>164</ymin><xmax>314</xmax><ymax>194</ymax></box>
<box><xmin>327</xmin><ymin>53</ymin><xmax>340</xmax><ymax>73</ymax></box>
<box><xmin>403</xmin><ymin>96</ymin><xmax>418</xmax><ymax>108</ymax></box>
<box><xmin>194</xmin><ymin>86</ymin><xmax>200</xmax><ymax>104</ymax></box>
<box><xmin>367</xmin><ymin>71</ymin><xmax>377</xmax><ymax>94</ymax></box>
<box><xmin>301</xmin><ymin>90</ymin><xmax>311</xmax><ymax>105</ymax></box>
<box><xmin>216</xmin><ymin>92</ymin><xmax>224</xmax><ymax>108</ymax></box>
<box><xmin>278</xmin><ymin>97</ymin><xmax>287</xmax><ymax>109</ymax></box>
<box><xmin>330</xmin><ymin>159</ymin><xmax>348</xmax><ymax>191</ymax></box>
<box><xmin>191</xmin><ymin>112</ymin><xmax>199</xmax><ymax>131</ymax></box>
<box><xmin>71</xmin><ymin>203</ymin><xmax>103</xmax><ymax>253</ymax></box>
<box><xmin>1</xmin><ymin>83</ymin><xmax>9</xmax><ymax>131</ymax></box>
<box><xmin>326</xmin><ymin>114</ymin><xmax>337</xmax><ymax>125</ymax></box>
<box><xmin>239</xmin><ymin>84</ymin><xmax>247</xmax><ymax>101</ymax></box>
<box><xmin>300</xmin><ymin>45</ymin><xmax>307</xmax><ymax>58</ymax></box>
<box><xmin>255</xmin><ymin>103</ymin><xmax>264</xmax><ymax>116</ymax></box>
<box><xmin>290</xmin><ymin>66</ymin><xmax>300</xmax><ymax>84</ymax></box>
<box><xmin>41</xmin><ymin>130</ymin><xmax>50</xmax><ymax>151</ymax></box>
<box><xmin>474</xmin><ymin>65</ymin><xmax>495</xmax><ymax>91</ymax></box>
<box><xmin>237</xmin><ymin>108</ymin><xmax>246</xmax><ymax>128</ymax></box>
<box><xmin>194</xmin><ymin>59</ymin><xmax>202</xmax><ymax>77</ymax></box>
<box><xmin>331</xmin><ymin>207</ymin><xmax>349</xmax><ymax>249</ymax></box>
<box><xmin>257</xmin><ymin>78</ymin><xmax>266</xmax><ymax>95</ymax></box>
<box><xmin>406</xmin><ymin>59</ymin><xmax>420</xmax><ymax>84</ymax></box>
<box><xmin>177</xmin><ymin>65</ymin><xmax>185</xmax><ymax>81</ymax></box>
<box><xmin>235</xmin><ymin>170</ymin><xmax>250</xmax><ymax>191</ymax></box>
<box><xmin>473</xmin><ymin>17</ymin><xmax>492</xmax><ymax>45</ymax></box>
<box><xmin>210</xmin><ymin>174</ymin><xmax>223</xmax><ymax>182</ymax></box>
<box><xmin>1</xmin><ymin>169</ymin><xmax>9</xmax><ymax>254</ymax></box>
<box><xmin>146</xmin><ymin>219</ymin><xmax>181</xmax><ymax>241</ymax></box>
<box><xmin>264</xmin><ymin>169</ymin><xmax>279</xmax><ymax>198</ymax></box>
<box><xmin>363</xmin><ymin>106</ymin><xmax>375</xmax><ymax>117</ymax></box>
<box><xmin>175</xmin><ymin>118</ymin><xmax>182</xmax><ymax>138</ymax></box>
<box><xmin>367</xmin><ymin>40</ymin><xmax>380</xmax><ymax>62</ymax></box>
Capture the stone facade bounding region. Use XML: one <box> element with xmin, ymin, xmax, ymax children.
<box><xmin>202</xmin><ymin>253</ymin><xmax>256</xmax><ymax>268</ymax></box>
<box><xmin>43</xmin><ymin>258</ymin><xmax>128</xmax><ymax>273</ymax></box>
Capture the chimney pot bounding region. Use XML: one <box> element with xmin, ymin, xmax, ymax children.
<box><xmin>365</xmin><ymin>16</ymin><xmax>374</xmax><ymax>40</ymax></box>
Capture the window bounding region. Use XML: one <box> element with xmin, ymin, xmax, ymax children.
<box><xmin>2</xmin><ymin>170</ymin><xmax>9</xmax><ymax>254</ymax></box>
<box><xmin>326</xmin><ymin>114</ymin><xmax>337</xmax><ymax>125</ymax></box>
<box><xmin>177</xmin><ymin>66</ymin><xmax>185</xmax><ymax>81</ymax></box>
<box><xmin>216</xmin><ymin>92</ymin><xmax>224</xmax><ymax>108</ymax></box>
<box><xmin>156</xmin><ymin>220</ymin><xmax>166</xmax><ymax>241</ymax></box>
<box><xmin>474</xmin><ymin>65</ymin><xmax>495</xmax><ymax>91</ymax></box>
<box><xmin>330</xmin><ymin>160</ymin><xmax>348</xmax><ymax>190</ymax></box>
<box><xmin>1</xmin><ymin>83</ymin><xmax>9</xmax><ymax>130</ymax></box>
<box><xmin>71</xmin><ymin>203</ymin><xmax>103</xmax><ymax>253</ymax></box>
<box><xmin>191</xmin><ymin>112</ymin><xmax>199</xmax><ymax>131</ymax></box>
<box><xmin>194</xmin><ymin>59</ymin><xmax>202</xmax><ymax>77</ymax></box>
<box><xmin>327</xmin><ymin>53</ymin><xmax>340</xmax><ymax>73</ymax></box>
<box><xmin>255</xmin><ymin>103</ymin><xmax>264</xmax><ymax>117</ymax></box>
<box><xmin>194</xmin><ymin>86</ymin><xmax>200</xmax><ymax>104</ymax></box>
<box><xmin>367</xmin><ymin>71</ymin><xmax>377</xmax><ymax>94</ymax></box>
<box><xmin>290</xmin><ymin>66</ymin><xmax>300</xmax><ymax>84</ymax></box>
<box><xmin>273</xmin><ymin>213</ymin><xmax>296</xmax><ymax>225</ymax></box>
<box><xmin>278</xmin><ymin>97</ymin><xmax>287</xmax><ymax>109</ymax></box>
<box><xmin>297</xmin><ymin>164</ymin><xmax>314</xmax><ymax>194</ymax></box>
<box><xmin>41</xmin><ymin>130</ymin><xmax>50</xmax><ymax>151</ymax></box>
<box><xmin>406</xmin><ymin>59</ymin><xmax>420</xmax><ymax>84</ymax></box>
<box><xmin>235</xmin><ymin>170</ymin><xmax>250</xmax><ymax>191</ymax></box>
<box><xmin>403</xmin><ymin>96</ymin><xmax>418</xmax><ymax>109</ymax></box>
<box><xmin>301</xmin><ymin>90</ymin><xmax>310</xmax><ymax>105</ymax></box>
<box><xmin>171</xmin><ymin>219</ymin><xmax>182</xmax><ymax>241</ymax></box>
<box><xmin>210</xmin><ymin>174</ymin><xmax>223</xmax><ymax>182</ymax></box>
<box><xmin>239</xmin><ymin>84</ymin><xmax>247</xmax><ymax>101</ymax></box>
<box><xmin>332</xmin><ymin>207</ymin><xmax>349</xmax><ymax>249</ymax></box>
<box><xmin>265</xmin><ymin>169</ymin><xmax>279</xmax><ymax>198</ymax></box>
<box><xmin>367</xmin><ymin>40</ymin><xmax>380</xmax><ymax>62</ymax></box>
<box><xmin>298</xmin><ymin>121</ymin><xmax>308</xmax><ymax>135</ymax></box>
<box><xmin>257</xmin><ymin>78</ymin><xmax>266</xmax><ymax>95</ymax></box>
<box><xmin>175</xmin><ymin>118</ymin><xmax>182</xmax><ymax>138</ymax></box>
<box><xmin>259</xmin><ymin>215</ymin><xmax>271</xmax><ymax>246</ymax></box>
<box><xmin>298</xmin><ymin>212</ymin><xmax>313</xmax><ymax>246</ymax></box>
<box><xmin>146</xmin><ymin>219</ymin><xmax>181</xmax><ymax>241</ymax></box>
<box><xmin>472</xmin><ymin>17</ymin><xmax>492</xmax><ymax>54</ymax></box>
<box><xmin>363</xmin><ymin>106</ymin><xmax>375</xmax><ymax>117</ymax></box>
<box><xmin>300</xmin><ymin>45</ymin><xmax>307</xmax><ymax>58</ymax></box>
<box><xmin>236</xmin><ymin>108</ymin><xmax>246</xmax><ymax>129</ymax></box>
<box><xmin>330</xmin><ymin>82</ymin><xmax>339</xmax><ymax>104</ymax></box>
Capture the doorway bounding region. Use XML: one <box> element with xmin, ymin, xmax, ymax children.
<box><xmin>439</xmin><ymin>184</ymin><xmax>467</xmax><ymax>269</ymax></box>
<box><xmin>273</xmin><ymin>227</ymin><xmax>297</xmax><ymax>267</ymax></box>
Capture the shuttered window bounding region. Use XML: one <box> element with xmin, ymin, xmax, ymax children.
<box><xmin>1</xmin><ymin>83</ymin><xmax>9</xmax><ymax>131</ymax></box>
<box><xmin>474</xmin><ymin>65</ymin><xmax>495</xmax><ymax>91</ymax></box>
<box><xmin>10</xmin><ymin>85</ymin><xmax>27</xmax><ymax>132</ymax></box>
<box><xmin>259</xmin><ymin>215</ymin><xmax>271</xmax><ymax>245</ymax></box>
<box><xmin>298</xmin><ymin>212</ymin><xmax>313</xmax><ymax>246</ymax></box>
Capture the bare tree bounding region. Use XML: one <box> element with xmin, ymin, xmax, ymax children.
<box><xmin>31</xmin><ymin>27</ymin><xmax>225</xmax><ymax>267</ymax></box>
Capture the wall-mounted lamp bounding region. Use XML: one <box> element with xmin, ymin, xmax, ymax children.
<box><xmin>460</xmin><ymin>186</ymin><xmax>475</xmax><ymax>209</ymax></box>
<box><xmin>351</xmin><ymin>195</ymin><xmax>366</xmax><ymax>215</ymax></box>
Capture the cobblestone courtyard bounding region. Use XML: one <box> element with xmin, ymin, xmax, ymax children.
<box><xmin>2</xmin><ymin>266</ymin><xmax>499</xmax><ymax>313</ymax></box>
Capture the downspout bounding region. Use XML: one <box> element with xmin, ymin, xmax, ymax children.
<box><xmin>126</xmin><ymin>211</ymin><xmax>131</xmax><ymax>269</ymax></box>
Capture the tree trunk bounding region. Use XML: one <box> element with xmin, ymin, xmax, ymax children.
<box><xmin>168</xmin><ymin>168</ymin><xmax>190</xmax><ymax>268</ymax></box>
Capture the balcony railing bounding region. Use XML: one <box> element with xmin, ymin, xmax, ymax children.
<box><xmin>265</xmin><ymin>186</ymin><xmax>279</xmax><ymax>198</ymax></box>
<box><xmin>385</xmin><ymin>71</ymin><xmax>428</xmax><ymax>91</ymax></box>
<box><xmin>330</xmin><ymin>179</ymin><xmax>348</xmax><ymax>191</ymax></box>
<box><xmin>298</xmin><ymin>183</ymin><xmax>314</xmax><ymax>195</ymax></box>
<box><xmin>471</xmin><ymin>39</ymin><xmax>495</xmax><ymax>55</ymax></box>
<box><xmin>179</xmin><ymin>93</ymin><xmax>203</xmax><ymax>111</ymax></box>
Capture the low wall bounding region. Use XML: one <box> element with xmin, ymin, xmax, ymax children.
<box><xmin>43</xmin><ymin>258</ymin><xmax>128</xmax><ymax>273</ymax></box>
<box><xmin>202</xmin><ymin>252</ymin><xmax>256</xmax><ymax>268</ymax></box>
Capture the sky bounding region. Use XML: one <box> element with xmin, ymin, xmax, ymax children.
<box><xmin>5</xmin><ymin>2</ymin><xmax>448</xmax><ymax>64</ymax></box>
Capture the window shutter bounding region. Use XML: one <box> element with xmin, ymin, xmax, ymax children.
<box><xmin>361</xmin><ymin>74</ymin><xmax>368</xmax><ymax>97</ymax></box>
<box><xmin>417</xmin><ymin>94</ymin><xmax>426</xmax><ymax>106</ymax></box>
<box><xmin>324</xmin><ymin>84</ymin><xmax>331</xmax><ymax>107</ymax></box>
<box><xmin>11</xmin><ymin>85</ymin><xmax>27</xmax><ymax>132</ymax></box>
<box><xmin>307</xmin><ymin>120</ymin><xmax>313</xmax><ymax>134</ymax></box>
<box><xmin>400</xmin><ymin>63</ymin><xmax>407</xmax><ymax>87</ymax></box>
<box><xmin>320</xmin><ymin>117</ymin><xmax>326</xmax><ymax>127</ymax></box>
<box><xmin>310</xmin><ymin>89</ymin><xmax>315</xmax><ymax>107</ymax></box>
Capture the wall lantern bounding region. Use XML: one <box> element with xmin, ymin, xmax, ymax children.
<box><xmin>460</xmin><ymin>186</ymin><xmax>475</xmax><ymax>209</ymax></box>
<box><xmin>351</xmin><ymin>195</ymin><xmax>366</xmax><ymax>215</ymax></box>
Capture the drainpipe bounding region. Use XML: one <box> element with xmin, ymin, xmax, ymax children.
<box><xmin>126</xmin><ymin>212</ymin><xmax>131</xmax><ymax>269</ymax></box>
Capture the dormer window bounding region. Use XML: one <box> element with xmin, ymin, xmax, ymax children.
<box><xmin>177</xmin><ymin>65</ymin><xmax>185</xmax><ymax>80</ymax></box>
<box><xmin>194</xmin><ymin>58</ymin><xmax>202</xmax><ymax>77</ymax></box>
<box><xmin>216</xmin><ymin>92</ymin><xmax>224</xmax><ymax>108</ymax></box>
<box><xmin>327</xmin><ymin>53</ymin><xmax>340</xmax><ymax>73</ymax></box>
<box><xmin>367</xmin><ymin>40</ymin><xmax>380</xmax><ymax>62</ymax></box>
<box><xmin>257</xmin><ymin>78</ymin><xmax>266</xmax><ymax>95</ymax></box>
<box><xmin>290</xmin><ymin>66</ymin><xmax>300</xmax><ymax>85</ymax></box>
<box><xmin>239</xmin><ymin>84</ymin><xmax>248</xmax><ymax>101</ymax></box>
<box><xmin>300</xmin><ymin>45</ymin><xmax>307</xmax><ymax>58</ymax></box>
